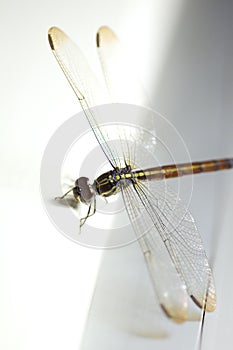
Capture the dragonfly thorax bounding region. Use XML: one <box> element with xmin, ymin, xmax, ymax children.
<box><xmin>94</xmin><ymin>165</ymin><xmax>134</xmax><ymax>197</ymax></box>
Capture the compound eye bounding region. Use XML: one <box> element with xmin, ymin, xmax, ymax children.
<box><xmin>73</xmin><ymin>186</ymin><xmax>81</xmax><ymax>200</ymax></box>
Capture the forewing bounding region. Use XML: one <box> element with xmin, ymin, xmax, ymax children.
<box><xmin>120</xmin><ymin>180</ymin><xmax>216</xmax><ymax>322</ymax></box>
<box><xmin>96</xmin><ymin>26</ymin><xmax>149</xmax><ymax>106</ymax></box>
<box><xmin>48</xmin><ymin>26</ymin><xmax>108</xmax><ymax>107</ymax></box>
<box><xmin>48</xmin><ymin>27</ymin><xmax>119</xmax><ymax>168</ymax></box>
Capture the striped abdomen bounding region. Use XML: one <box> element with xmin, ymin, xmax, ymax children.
<box><xmin>133</xmin><ymin>158</ymin><xmax>233</xmax><ymax>181</ymax></box>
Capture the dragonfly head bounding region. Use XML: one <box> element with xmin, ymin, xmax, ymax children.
<box><xmin>73</xmin><ymin>177</ymin><xmax>94</xmax><ymax>204</ymax></box>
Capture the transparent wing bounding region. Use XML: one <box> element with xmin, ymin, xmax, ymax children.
<box><xmin>48</xmin><ymin>26</ymin><xmax>118</xmax><ymax>168</ymax></box>
<box><xmin>48</xmin><ymin>27</ymin><xmax>109</xmax><ymax>108</ymax></box>
<box><xmin>120</xmin><ymin>180</ymin><xmax>216</xmax><ymax>322</ymax></box>
<box><xmin>96</xmin><ymin>26</ymin><xmax>149</xmax><ymax>106</ymax></box>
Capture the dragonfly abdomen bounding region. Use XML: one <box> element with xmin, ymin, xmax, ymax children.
<box><xmin>134</xmin><ymin>158</ymin><xmax>233</xmax><ymax>181</ymax></box>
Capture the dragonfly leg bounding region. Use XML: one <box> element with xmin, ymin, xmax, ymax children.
<box><xmin>79</xmin><ymin>197</ymin><xmax>97</xmax><ymax>229</ymax></box>
<box><xmin>55</xmin><ymin>187</ymin><xmax>75</xmax><ymax>200</ymax></box>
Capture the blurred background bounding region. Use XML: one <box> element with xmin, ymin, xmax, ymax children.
<box><xmin>0</xmin><ymin>0</ymin><xmax>233</xmax><ymax>349</ymax></box>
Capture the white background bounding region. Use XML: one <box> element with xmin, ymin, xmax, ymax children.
<box><xmin>1</xmin><ymin>0</ymin><xmax>233</xmax><ymax>349</ymax></box>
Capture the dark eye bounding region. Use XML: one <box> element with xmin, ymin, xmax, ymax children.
<box><xmin>73</xmin><ymin>186</ymin><xmax>81</xmax><ymax>198</ymax></box>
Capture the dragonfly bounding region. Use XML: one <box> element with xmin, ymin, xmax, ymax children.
<box><xmin>48</xmin><ymin>26</ymin><xmax>233</xmax><ymax>323</ymax></box>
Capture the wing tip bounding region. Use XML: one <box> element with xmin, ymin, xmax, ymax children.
<box><xmin>98</xmin><ymin>25</ymin><xmax>112</xmax><ymax>33</ymax></box>
<box><xmin>160</xmin><ymin>304</ymin><xmax>171</xmax><ymax>318</ymax></box>
<box><xmin>190</xmin><ymin>294</ymin><xmax>216</xmax><ymax>312</ymax></box>
<box><xmin>160</xmin><ymin>304</ymin><xmax>185</xmax><ymax>323</ymax></box>
<box><xmin>96</xmin><ymin>25</ymin><xmax>117</xmax><ymax>47</ymax></box>
<box><xmin>48</xmin><ymin>32</ymin><xmax>54</xmax><ymax>50</ymax></box>
<box><xmin>96</xmin><ymin>32</ymin><xmax>100</xmax><ymax>48</ymax></box>
<box><xmin>48</xmin><ymin>26</ymin><xmax>68</xmax><ymax>50</ymax></box>
<box><xmin>48</xmin><ymin>26</ymin><xmax>60</xmax><ymax>50</ymax></box>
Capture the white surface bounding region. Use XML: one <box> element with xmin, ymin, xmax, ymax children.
<box><xmin>0</xmin><ymin>0</ymin><xmax>233</xmax><ymax>350</ymax></box>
